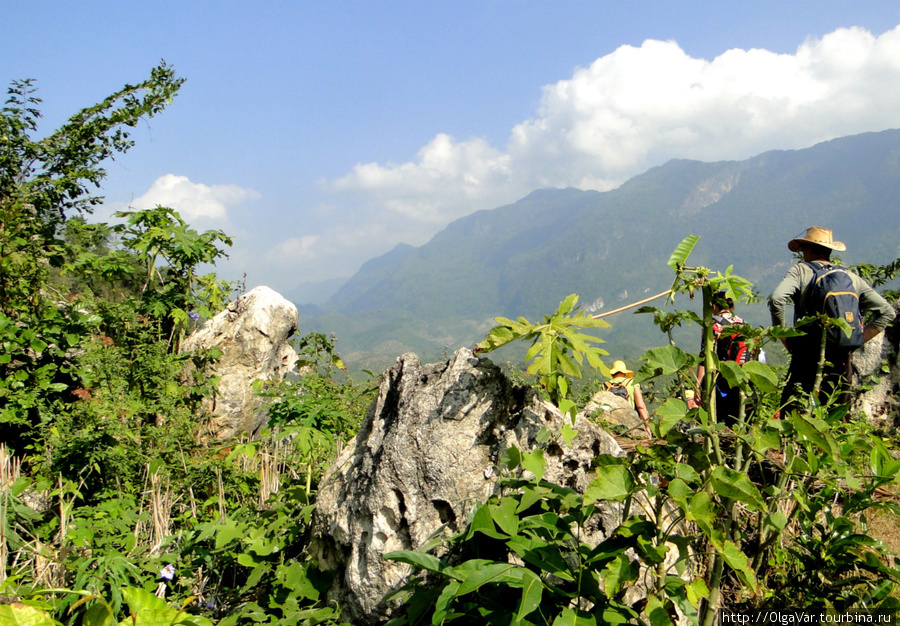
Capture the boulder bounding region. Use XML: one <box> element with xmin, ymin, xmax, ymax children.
<box><xmin>181</xmin><ymin>286</ymin><xmax>299</xmax><ymax>439</ymax></box>
<box><xmin>311</xmin><ymin>348</ymin><xmax>623</xmax><ymax>624</ymax></box>
<box><xmin>582</xmin><ymin>389</ymin><xmax>651</xmax><ymax>439</ymax></box>
<box><xmin>852</xmin><ymin>301</ymin><xmax>900</xmax><ymax>426</ymax></box>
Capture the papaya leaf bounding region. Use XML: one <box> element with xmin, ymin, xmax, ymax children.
<box><xmin>667</xmin><ymin>234</ymin><xmax>700</xmax><ymax>270</ymax></box>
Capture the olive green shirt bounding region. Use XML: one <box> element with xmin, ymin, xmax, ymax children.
<box><xmin>768</xmin><ymin>261</ymin><xmax>895</xmax><ymax>331</ymax></box>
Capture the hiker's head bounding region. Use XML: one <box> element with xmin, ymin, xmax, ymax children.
<box><xmin>609</xmin><ymin>360</ymin><xmax>634</xmax><ymax>379</ymax></box>
<box><xmin>788</xmin><ymin>226</ymin><xmax>845</xmax><ymax>261</ymax></box>
<box><xmin>712</xmin><ymin>291</ymin><xmax>734</xmax><ymax>314</ymax></box>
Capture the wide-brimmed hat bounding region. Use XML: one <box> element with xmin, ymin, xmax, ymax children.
<box><xmin>610</xmin><ymin>360</ymin><xmax>634</xmax><ymax>378</ymax></box>
<box><xmin>788</xmin><ymin>226</ymin><xmax>846</xmax><ymax>252</ymax></box>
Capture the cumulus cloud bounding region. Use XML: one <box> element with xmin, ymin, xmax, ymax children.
<box><xmin>266</xmin><ymin>235</ymin><xmax>320</xmax><ymax>262</ymax></box>
<box><xmin>130</xmin><ymin>174</ymin><xmax>260</xmax><ymax>221</ymax></box>
<box><xmin>258</xmin><ymin>23</ymin><xmax>900</xmax><ymax>292</ymax></box>
<box><xmin>330</xmin><ymin>24</ymin><xmax>900</xmax><ymax>231</ymax></box>
<box><xmin>330</xmin><ymin>133</ymin><xmax>513</xmax><ymax>224</ymax></box>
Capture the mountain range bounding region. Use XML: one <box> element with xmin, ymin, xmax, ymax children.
<box><xmin>302</xmin><ymin>129</ymin><xmax>900</xmax><ymax>372</ymax></box>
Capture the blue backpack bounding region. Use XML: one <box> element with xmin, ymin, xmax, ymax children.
<box><xmin>802</xmin><ymin>261</ymin><xmax>865</xmax><ymax>350</ymax></box>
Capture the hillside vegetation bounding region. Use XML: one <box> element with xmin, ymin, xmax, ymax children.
<box><xmin>3</xmin><ymin>67</ymin><xmax>900</xmax><ymax>626</ymax></box>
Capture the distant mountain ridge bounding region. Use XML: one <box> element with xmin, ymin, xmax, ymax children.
<box><xmin>307</xmin><ymin>130</ymin><xmax>900</xmax><ymax>371</ymax></box>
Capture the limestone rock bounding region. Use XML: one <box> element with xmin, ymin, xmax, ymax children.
<box><xmin>852</xmin><ymin>301</ymin><xmax>900</xmax><ymax>426</ymax></box>
<box><xmin>311</xmin><ymin>348</ymin><xmax>623</xmax><ymax>624</ymax></box>
<box><xmin>181</xmin><ymin>286</ymin><xmax>299</xmax><ymax>438</ymax></box>
<box><xmin>582</xmin><ymin>389</ymin><xmax>651</xmax><ymax>439</ymax></box>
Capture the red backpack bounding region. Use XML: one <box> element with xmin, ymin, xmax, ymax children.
<box><xmin>713</xmin><ymin>314</ymin><xmax>753</xmax><ymax>364</ymax></box>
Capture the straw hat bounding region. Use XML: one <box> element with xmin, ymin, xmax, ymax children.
<box><xmin>787</xmin><ymin>226</ymin><xmax>846</xmax><ymax>252</ymax></box>
<box><xmin>609</xmin><ymin>360</ymin><xmax>634</xmax><ymax>378</ymax></box>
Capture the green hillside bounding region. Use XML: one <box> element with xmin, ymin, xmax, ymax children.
<box><xmin>308</xmin><ymin>130</ymin><xmax>900</xmax><ymax>371</ymax></box>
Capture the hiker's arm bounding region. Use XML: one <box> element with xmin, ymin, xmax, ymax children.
<box><xmin>768</xmin><ymin>265</ymin><xmax>804</xmax><ymax>349</ymax></box>
<box><xmin>855</xmin><ymin>275</ymin><xmax>896</xmax><ymax>343</ymax></box>
<box><xmin>633</xmin><ymin>386</ymin><xmax>651</xmax><ymax>435</ymax></box>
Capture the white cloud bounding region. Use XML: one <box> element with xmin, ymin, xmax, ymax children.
<box><xmin>130</xmin><ymin>174</ymin><xmax>259</xmax><ymax>221</ymax></box>
<box><xmin>329</xmin><ymin>24</ymin><xmax>900</xmax><ymax>232</ymax></box>
<box><xmin>249</xmin><ymin>23</ymin><xmax>900</xmax><ymax>293</ymax></box>
<box><xmin>267</xmin><ymin>235</ymin><xmax>320</xmax><ymax>262</ymax></box>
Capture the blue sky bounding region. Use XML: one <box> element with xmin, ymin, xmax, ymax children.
<box><xmin>4</xmin><ymin>1</ymin><xmax>900</xmax><ymax>303</ymax></box>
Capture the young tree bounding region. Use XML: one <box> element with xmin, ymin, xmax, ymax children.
<box><xmin>0</xmin><ymin>61</ymin><xmax>184</xmax><ymax>313</ymax></box>
<box><xmin>0</xmin><ymin>62</ymin><xmax>185</xmax><ymax>445</ymax></box>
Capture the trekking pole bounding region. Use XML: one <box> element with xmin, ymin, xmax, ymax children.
<box><xmin>591</xmin><ymin>289</ymin><xmax>673</xmax><ymax>319</ymax></box>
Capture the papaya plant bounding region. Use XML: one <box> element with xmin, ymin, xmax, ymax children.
<box><xmin>476</xmin><ymin>293</ymin><xmax>610</xmax><ymax>421</ymax></box>
<box><xmin>390</xmin><ymin>235</ymin><xmax>900</xmax><ymax>625</ymax></box>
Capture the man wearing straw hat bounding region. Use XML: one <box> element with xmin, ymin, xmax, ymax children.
<box><xmin>606</xmin><ymin>360</ymin><xmax>652</xmax><ymax>436</ymax></box>
<box><xmin>768</xmin><ymin>226</ymin><xmax>895</xmax><ymax>411</ymax></box>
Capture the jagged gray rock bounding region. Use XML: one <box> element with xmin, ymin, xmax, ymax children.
<box><xmin>311</xmin><ymin>348</ymin><xmax>624</xmax><ymax>624</ymax></box>
<box><xmin>582</xmin><ymin>389</ymin><xmax>651</xmax><ymax>439</ymax></box>
<box><xmin>853</xmin><ymin>301</ymin><xmax>899</xmax><ymax>425</ymax></box>
<box><xmin>181</xmin><ymin>286</ymin><xmax>299</xmax><ymax>439</ymax></box>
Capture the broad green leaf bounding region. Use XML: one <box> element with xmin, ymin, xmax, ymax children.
<box><xmin>742</xmin><ymin>360</ymin><xmax>779</xmax><ymax>393</ymax></box>
<box><xmin>466</xmin><ymin>503</ymin><xmax>506</xmax><ymax>540</ymax></box>
<box><xmin>383</xmin><ymin>550</ymin><xmax>451</xmax><ymax>575</ymax></box>
<box><xmin>687</xmin><ymin>492</ymin><xmax>719</xmax><ymax>539</ymax></box>
<box><xmin>666</xmin><ymin>478</ymin><xmax>692</xmax><ymax>511</ymax></box>
<box><xmin>514</xmin><ymin>570</ymin><xmax>543</xmax><ymax>624</ymax></box>
<box><xmin>561</xmin><ymin>421</ymin><xmax>578</xmax><ymax>445</ymax></box>
<box><xmin>789</xmin><ymin>413</ymin><xmax>835</xmax><ymax>457</ymax></box>
<box><xmin>214</xmin><ymin>520</ymin><xmax>244</xmax><ymax>549</ymax></box>
<box><xmin>603</xmin><ymin>553</ymin><xmax>638</xmax><ymax>597</ymax></box>
<box><xmin>646</xmin><ymin>595</ymin><xmax>675</xmax><ymax>626</ymax></box>
<box><xmin>456</xmin><ymin>563</ymin><xmax>520</xmax><ymax>595</ymax></box>
<box><xmin>667</xmin><ymin>234</ymin><xmax>700</xmax><ymax>270</ymax></box>
<box><xmin>552</xmin><ymin>608</ymin><xmax>597</xmax><ymax>626</ymax></box>
<box><xmin>432</xmin><ymin>580</ymin><xmax>461</xmax><ymax>625</ymax></box>
<box><xmin>490</xmin><ymin>496</ymin><xmax>519</xmax><ymax>537</ymax></box>
<box><xmin>709</xmin><ymin>467</ymin><xmax>766</xmax><ymax>512</ymax></box>
<box><xmin>0</xmin><ymin>603</ymin><xmax>56</xmax><ymax>626</ymax></box>
<box><xmin>686</xmin><ymin>577</ymin><xmax>710</xmax><ymax>608</ymax></box>
<box><xmin>521</xmin><ymin>449</ymin><xmax>546</xmax><ymax>482</ymax></box>
<box><xmin>721</xmin><ymin>540</ymin><xmax>758</xmax><ymax>593</ymax></box>
<box><xmin>674</xmin><ymin>463</ymin><xmax>701</xmax><ymax>485</ymax></box>
<box><xmin>118</xmin><ymin>587</ymin><xmax>214</xmax><ymax>626</ymax></box>
<box><xmin>82</xmin><ymin>601</ymin><xmax>116</xmax><ymax>626</ymax></box>
<box><xmin>636</xmin><ymin>345</ymin><xmax>691</xmax><ymax>380</ymax></box>
<box><xmin>584</xmin><ymin>465</ymin><xmax>633</xmax><ymax>503</ymax></box>
<box><xmin>717</xmin><ymin>360</ymin><xmax>748</xmax><ymax>390</ymax></box>
<box><xmin>763</xmin><ymin>511</ymin><xmax>788</xmax><ymax>535</ymax></box>
<box><xmin>750</xmin><ymin>426</ymin><xmax>781</xmax><ymax>455</ymax></box>
<box><xmin>656</xmin><ymin>398</ymin><xmax>688</xmax><ymax>437</ymax></box>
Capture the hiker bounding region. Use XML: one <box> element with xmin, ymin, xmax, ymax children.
<box><xmin>606</xmin><ymin>360</ymin><xmax>652</xmax><ymax>436</ymax></box>
<box><xmin>768</xmin><ymin>226</ymin><xmax>895</xmax><ymax>411</ymax></box>
<box><xmin>695</xmin><ymin>291</ymin><xmax>754</xmax><ymax>427</ymax></box>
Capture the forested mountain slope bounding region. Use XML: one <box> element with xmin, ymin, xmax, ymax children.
<box><xmin>310</xmin><ymin>130</ymin><xmax>900</xmax><ymax>370</ymax></box>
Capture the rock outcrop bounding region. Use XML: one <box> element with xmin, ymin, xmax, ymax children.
<box><xmin>182</xmin><ymin>286</ymin><xmax>299</xmax><ymax>439</ymax></box>
<box><xmin>311</xmin><ymin>348</ymin><xmax>623</xmax><ymax>624</ymax></box>
<box><xmin>582</xmin><ymin>389</ymin><xmax>651</xmax><ymax>439</ymax></box>
<box><xmin>853</xmin><ymin>301</ymin><xmax>900</xmax><ymax>425</ymax></box>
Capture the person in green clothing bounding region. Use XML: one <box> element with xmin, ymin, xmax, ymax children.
<box><xmin>606</xmin><ymin>360</ymin><xmax>652</xmax><ymax>436</ymax></box>
<box><xmin>768</xmin><ymin>226</ymin><xmax>895</xmax><ymax>411</ymax></box>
